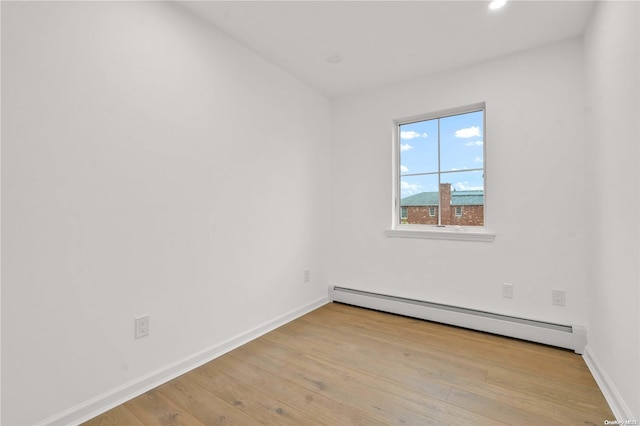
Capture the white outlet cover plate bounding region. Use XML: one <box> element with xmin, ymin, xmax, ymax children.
<box><xmin>552</xmin><ymin>290</ymin><xmax>565</xmax><ymax>306</ymax></box>
<box><xmin>502</xmin><ymin>283</ymin><xmax>513</xmax><ymax>299</ymax></box>
<box><xmin>135</xmin><ymin>315</ymin><xmax>149</xmax><ymax>339</ymax></box>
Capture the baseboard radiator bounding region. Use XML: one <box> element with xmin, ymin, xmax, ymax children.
<box><xmin>329</xmin><ymin>286</ymin><xmax>587</xmax><ymax>354</ymax></box>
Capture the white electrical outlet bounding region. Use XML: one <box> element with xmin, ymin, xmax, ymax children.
<box><xmin>304</xmin><ymin>270</ymin><xmax>310</xmax><ymax>283</ymax></box>
<box><xmin>502</xmin><ymin>283</ymin><xmax>513</xmax><ymax>299</ymax></box>
<box><xmin>552</xmin><ymin>290</ymin><xmax>566</xmax><ymax>306</ymax></box>
<box><xmin>135</xmin><ymin>315</ymin><xmax>149</xmax><ymax>339</ymax></box>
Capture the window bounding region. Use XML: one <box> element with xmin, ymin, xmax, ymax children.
<box><xmin>387</xmin><ymin>103</ymin><xmax>493</xmax><ymax>241</ymax></box>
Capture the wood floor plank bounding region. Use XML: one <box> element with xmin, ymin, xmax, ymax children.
<box><xmin>81</xmin><ymin>405</ymin><xmax>145</xmax><ymax>426</ymax></box>
<box><xmin>155</xmin><ymin>375</ymin><xmax>263</xmax><ymax>425</ymax></box>
<box><xmin>309</xmin><ymin>304</ymin><xmax>591</xmax><ymax>381</ymax></box>
<box><xmin>203</xmin><ymin>352</ymin><xmax>384</xmax><ymax>425</ymax></box>
<box><xmin>123</xmin><ymin>388</ymin><xmax>205</xmax><ymax>426</ymax></box>
<box><xmin>288</xmin><ymin>311</ymin><xmax>492</xmax><ymax>383</ymax></box>
<box><xmin>206</xmin><ymin>350</ymin><xmax>426</xmax><ymax>425</ymax></box>
<box><xmin>264</xmin><ymin>320</ymin><xmax>490</xmax><ymax>399</ymax></box>
<box><xmin>308</xmin><ymin>304</ymin><xmax>612</xmax><ymax>423</ymax></box>
<box><xmin>84</xmin><ymin>302</ymin><xmax>614</xmax><ymax>426</ymax></box>
<box><xmin>232</xmin><ymin>339</ymin><xmax>437</xmax><ymax>424</ymax></box>
<box><xmin>306</xmin><ymin>306</ymin><xmax>599</xmax><ymax>400</ymax></box>
<box><xmin>238</xmin><ymin>336</ymin><xmax>506</xmax><ymax>425</ymax></box>
<box><xmin>189</xmin><ymin>361</ymin><xmax>319</xmax><ymax>425</ymax></box>
<box><xmin>485</xmin><ymin>365</ymin><xmax>613</xmax><ymax>417</ymax></box>
<box><xmin>321</xmin><ymin>304</ymin><xmax>612</xmax><ymax>424</ymax></box>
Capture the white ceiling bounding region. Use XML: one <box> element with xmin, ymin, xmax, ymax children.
<box><xmin>180</xmin><ymin>1</ymin><xmax>595</xmax><ymax>98</ymax></box>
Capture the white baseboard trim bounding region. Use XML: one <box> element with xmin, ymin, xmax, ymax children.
<box><xmin>36</xmin><ymin>296</ymin><xmax>329</xmax><ymax>426</ymax></box>
<box><xmin>583</xmin><ymin>346</ymin><xmax>636</xmax><ymax>422</ymax></box>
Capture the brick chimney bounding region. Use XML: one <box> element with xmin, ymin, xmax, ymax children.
<box><xmin>439</xmin><ymin>183</ymin><xmax>452</xmax><ymax>225</ymax></box>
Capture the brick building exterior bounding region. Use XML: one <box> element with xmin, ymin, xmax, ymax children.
<box><xmin>401</xmin><ymin>183</ymin><xmax>484</xmax><ymax>226</ymax></box>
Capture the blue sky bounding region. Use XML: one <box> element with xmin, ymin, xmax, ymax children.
<box><xmin>399</xmin><ymin>110</ymin><xmax>484</xmax><ymax>198</ymax></box>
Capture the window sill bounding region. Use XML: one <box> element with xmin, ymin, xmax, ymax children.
<box><xmin>385</xmin><ymin>226</ymin><xmax>495</xmax><ymax>242</ymax></box>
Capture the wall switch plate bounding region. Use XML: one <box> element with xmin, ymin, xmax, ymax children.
<box><xmin>304</xmin><ymin>270</ymin><xmax>310</xmax><ymax>283</ymax></box>
<box><xmin>135</xmin><ymin>315</ymin><xmax>149</xmax><ymax>339</ymax></box>
<box><xmin>552</xmin><ymin>290</ymin><xmax>566</xmax><ymax>306</ymax></box>
<box><xmin>502</xmin><ymin>283</ymin><xmax>513</xmax><ymax>299</ymax></box>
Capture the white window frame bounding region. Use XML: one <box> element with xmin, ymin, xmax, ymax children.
<box><xmin>429</xmin><ymin>206</ymin><xmax>436</xmax><ymax>217</ymax></box>
<box><xmin>386</xmin><ymin>102</ymin><xmax>494</xmax><ymax>242</ymax></box>
<box><xmin>455</xmin><ymin>206</ymin><xmax>463</xmax><ymax>217</ymax></box>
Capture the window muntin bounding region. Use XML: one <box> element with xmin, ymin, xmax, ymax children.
<box><xmin>396</xmin><ymin>104</ymin><xmax>485</xmax><ymax>229</ymax></box>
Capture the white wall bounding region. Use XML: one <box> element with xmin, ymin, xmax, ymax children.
<box><xmin>1</xmin><ymin>2</ymin><xmax>332</xmax><ymax>424</ymax></box>
<box><xmin>330</xmin><ymin>38</ymin><xmax>587</xmax><ymax>327</ymax></box>
<box><xmin>584</xmin><ymin>0</ymin><xmax>640</xmax><ymax>419</ymax></box>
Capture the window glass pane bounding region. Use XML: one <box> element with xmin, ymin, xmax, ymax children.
<box><xmin>400</xmin><ymin>174</ymin><xmax>438</xmax><ymax>199</ymax></box>
<box><xmin>443</xmin><ymin>170</ymin><xmax>484</xmax><ymax>192</ymax></box>
<box><xmin>400</xmin><ymin>174</ymin><xmax>439</xmax><ymax>225</ymax></box>
<box><xmin>399</xmin><ymin>119</ymin><xmax>438</xmax><ymax>175</ymax></box>
<box><xmin>439</xmin><ymin>111</ymin><xmax>483</xmax><ymax>173</ymax></box>
<box><xmin>441</xmin><ymin>170</ymin><xmax>484</xmax><ymax>226</ymax></box>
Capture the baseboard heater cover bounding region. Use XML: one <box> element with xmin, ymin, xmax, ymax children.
<box><xmin>329</xmin><ymin>286</ymin><xmax>586</xmax><ymax>354</ymax></box>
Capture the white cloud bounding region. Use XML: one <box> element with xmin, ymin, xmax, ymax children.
<box><xmin>400</xmin><ymin>143</ymin><xmax>414</xmax><ymax>152</ymax></box>
<box><xmin>400</xmin><ymin>165</ymin><xmax>409</xmax><ymax>172</ymax></box>
<box><xmin>474</xmin><ymin>156</ymin><xmax>483</xmax><ymax>162</ymax></box>
<box><xmin>465</xmin><ymin>140</ymin><xmax>483</xmax><ymax>146</ymax></box>
<box><xmin>400</xmin><ymin>180</ymin><xmax>422</xmax><ymax>197</ymax></box>
<box><xmin>455</xmin><ymin>126</ymin><xmax>481</xmax><ymax>138</ymax></box>
<box><xmin>401</xmin><ymin>131</ymin><xmax>427</xmax><ymax>140</ymax></box>
<box><xmin>454</xmin><ymin>181</ymin><xmax>483</xmax><ymax>191</ymax></box>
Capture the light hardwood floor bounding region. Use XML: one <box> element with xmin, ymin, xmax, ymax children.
<box><xmin>83</xmin><ymin>302</ymin><xmax>613</xmax><ymax>425</ymax></box>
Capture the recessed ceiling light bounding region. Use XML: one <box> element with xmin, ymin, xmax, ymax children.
<box><xmin>327</xmin><ymin>55</ymin><xmax>342</xmax><ymax>64</ymax></box>
<box><xmin>489</xmin><ymin>0</ymin><xmax>507</xmax><ymax>10</ymax></box>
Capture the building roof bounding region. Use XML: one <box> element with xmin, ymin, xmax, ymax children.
<box><xmin>401</xmin><ymin>191</ymin><xmax>439</xmax><ymax>206</ymax></box>
<box><xmin>401</xmin><ymin>190</ymin><xmax>484</xmax><ymax>207</ymax></box>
